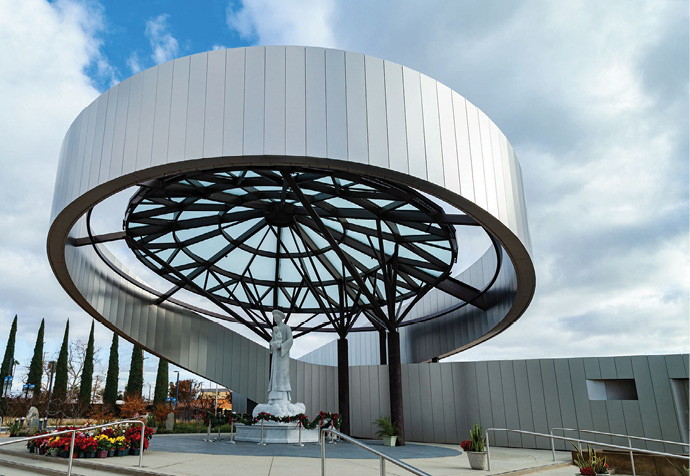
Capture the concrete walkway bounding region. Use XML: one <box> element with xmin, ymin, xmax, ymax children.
<box><xmin>0</xmin><ymin>434</ymin><xmax>579</xmax><ymax>476</ymax></box>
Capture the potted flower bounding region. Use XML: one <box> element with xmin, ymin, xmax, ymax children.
<box><xmin>80</xmin><ymin>435</ymin><xmax>97</xmax><ymax>458</ymax></box>
<box><xmin>573</xmin><ymin>444</ymin><xmax>610</xmax><ymax>476</ymax></box>
<box><xmin>464</xmin><ymin>423</ymin><xmax>487</xmax><ymax>470</ymax></box>
<box><xmin>373</xmin><ymin>416</ymin><xmax>400</xmax><ymax>447</ymax></box>
<box><xmin>592</xmin><ymin>454</ymin><xmax>610</xmax><ymax>476</ymax></box>
<box><xmin>95</xmin><ymin>434</ymin><xmax>110</xmax><ymax>458</ymax></box>
<box><xmin>48</xmin><ymin>437</ymin><xmax>61</xmax><ymax>457</ymax></box>
<box><xmin>114</xmin><ymin>436</ymin><xmax>128</xmax><ymax>456</ymax></box>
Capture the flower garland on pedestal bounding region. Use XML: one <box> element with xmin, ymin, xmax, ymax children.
<box><xmin>205</xmin><ymin>410</ymin><xmax>342</xmax><ymax>430</ymax></box>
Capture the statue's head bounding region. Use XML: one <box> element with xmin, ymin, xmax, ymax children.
<box><xmin>272</xmin><ymin>309</ymin><xmax>285</xmax><ymax>324</ymax></box>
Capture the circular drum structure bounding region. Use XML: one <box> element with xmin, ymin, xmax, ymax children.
<box><xmin>47</xmin><ymin>46</ymin><xmax>535</xmax><ymax>408</ymax></box>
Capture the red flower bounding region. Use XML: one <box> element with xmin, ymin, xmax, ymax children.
<box><xmin>580</xmin><ymin>467</ymin><xmax>596</xmax><ymax>476</ymax></box>
<box><xmin>461</xmin><ymin>440</ymin><xmax>472</xmax><ymax>451</ymax></box>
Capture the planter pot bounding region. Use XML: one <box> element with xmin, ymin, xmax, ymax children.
<box><xmin>130</xmin><ymin>448</ymin><xmax>141</xmax><ymax>456</ymax></box>
<box><xmin>85</xmin><ymin>451</ymin><xmax>95</xmax><ymax>458</ymax></box>
<box><xmin>59</xmin><ymin>449</ymin><xmax>69</xmax><ymax>458</ymax></box>
<box><xmin>77</xmin><ymin>451</ymin><xmax>84</xmax><ymax>458</ymax></box>
<box><xmin>96</xmin><ymin>450</ymin><xmax>108</xmax><ymax>458</ymax></box>
<box><xmin>49</xmin><ymin>448</ymin><xmax>60</xmax><ymax>457</ymax></box>
<box><xmin>107</xmin><ymin>450</ymin><xmax>114</xmax><ymax>457</ymax></box>
<box><xmin>38</xmin><ymin>447</ymin><xmax>46</xmax><ymax>455</ymax></box>
<box><xmin>467</xmin><ymin>451</ymin><xmax>488</xmax><ymax>470</ymax></box>
<box><xmin>382</xmin><ymin>436</ymin><xmax>398</xmax><ymax>447</ymax></box>
<box><xmin>29</xmin><ymin>446</ymin><xmax>35</xmax><ymax>453</ymax></box>
<box><xmin>116</xmin><ymin>449</ymin><xmax>127</xmax><ymax>457</ymax></box>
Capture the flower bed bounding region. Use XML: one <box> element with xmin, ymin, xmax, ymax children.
<box><xmin>26</xmin><ymin>424</ymin><xmax>154</xmax><ymax>458</ymax></box>
<box><xmin>207</xmin><ymin>410</ymin><xmax>341</xmax><ymax>430</ymax></box>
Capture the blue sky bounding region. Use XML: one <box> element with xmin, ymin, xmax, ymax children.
<box><xmin>0</xmin><ymin>0</ymin><xmax>687</xmax><ymax>397</ymax></box>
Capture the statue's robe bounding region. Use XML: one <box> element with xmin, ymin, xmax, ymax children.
<box><xmin>267</xmin><ymin>322</ymin><xmax>293</xmax><ymax>403</ymax></box>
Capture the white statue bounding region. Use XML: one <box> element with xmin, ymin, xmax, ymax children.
<box><xmin>252</xmin><ymin>310</ymin><xmax>306</xmax><ymax>418</ymax></box>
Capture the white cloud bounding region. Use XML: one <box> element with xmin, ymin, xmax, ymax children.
<box><xmin>127</xmin><ymin>51</ymin><xmax>143</xmax><ymax>74</ymax></box>
<box><xmin>145</xmin><ymin>13</ymin><xmax>179</xmax><ymax>64</ymax></box>
<box><xmin>224</xmin><ymin>0</ymin><xmax>689</xmax><ymax>360</ymax></box>
<box><xmin>226</xmin><ymin>0</ymin><xmax>335</xmax><ymax>47</ymax></box>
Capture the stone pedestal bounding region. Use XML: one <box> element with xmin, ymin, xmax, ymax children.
<box><xmin>234</xmin><ymin>422</ymin><xmax>319</xmax><ymax>444</ymax></box>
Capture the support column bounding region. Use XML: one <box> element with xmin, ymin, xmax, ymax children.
<box><xmin>379</xmin><ymin>329</ymin><xmax>387</xmax><ymax>365</ymax></box>
<box><xmin>337</xmin><ymin>337</ymin><xmax>350</xmax><ymax>435</ymax></box>
<box><xmin>387</xmin><ymin>330</ymin><xmax>405</xmax><ymax>446</ymax></box>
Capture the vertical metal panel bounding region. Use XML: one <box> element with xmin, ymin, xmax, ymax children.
<box><xmin>247</xmin><ymin>342</ymin><xmax>259</xmax><ymax>401</ymax></box>
<box><xmin>453</xmin><ymin>363</ymin><xmax>469</xmax><ymax>439</ymax></box>
<box><xmin>453</xmin><ymin>94</ymin><xmax>474</xmax><ymax>200</ymax></box>
<box><xmin>204</xmin><ymin>49</ymin><xmax>226</xmax><ymax>158</ymax></box>
<box><xmin>665</xmin><ymin>354</ymin><xmax>687</xmax><ymax>378</ymax></box>
<box><xmin>223</xmin><ymin>48</ymin><xmax>245</xmax><ymax>157</ymax></box>
<box><xmin>122</xmin><ymin>73</ymin><xmax>143</xmax><ymax>175</ymax></box>
<box><xmin>420</xmin><ymin>75</ymin><xmax>443</xmax><ymax>186</ymax></box>
<box><xmin>378</xmin><ymin>365</ymin><xmax>390</xmax><ymax>423</ymax></box>
<box><xmin>407</xmin><ymin>364</ymin><xmax>424</xmax><ymax>442</ymax></box>
<box><xmin>349</xmin><ymin>367</ymin><xmax>361</xmax><ymax>435</ymax></box>
<box><xmin>487</xmin><ymin>361</ymin><xmax>508</xmax><ymax>446</ymax></box>
<box><xmin>513</xmin><ymin>360</ymin><xmax>537</xmax><ymax>447</ymax></box>
<box><xmin>210</xmin><ymin>324</ymin><xmax>223</xmax><ymax>383</ymax></box>
<box><xmin>368</xmin><ymin>366</ymin><xmax>380</xmax><ymax>432</ymax></box>
<box><xmin>311</xmin><ymin>363</ymin><xmax>320</xmax><ymax>413</ymax></box>
<box><xmin>198</xmin><ymin>318</ymin><xmax>211</xmax><ymax>380</ymax></box>
<box><xmin>590</xmin><ymin>400</ymin><xmax>612</xmax><ymax>445</ymax></box>
<box><xmin>243</xmin><ymin>47</ymin><xmax>265</xmax><ymax>156</ymax></box>
<box><xmin>134</xmin><ymin>291</ymin><xmax>147</xmax><ymax>343</ymax></box>
<box><xmin>66</xmin><ymin>113</ymin><xmax>85</xmax><ymax>201</ymax></box>
<box><xmin>499</xmin><ymin>134</ymin><xmax>518</xmax><ymax>233</ymax></box>
<box><xmin>437</xmin><ymin>83</ymin><xmax>460</xmax><ymax>194</ymax></box>
<box><xmin>605</xmin><ymin>400</ymin><xmax>629</xmax><ymax>447</ymax></box>
<box><xmin>621</xmin><ymin>401</ymin><xmax>645</xmax><ymax>445</ymax></box>
<box><xmin>145</xmin><ymin>302</ymin><xmax>157</xmax><ymax>351</ymax></box>
<box><xmin>429</xmin><ymin>363</ymin><xmax>447</xmax><ymax>442</ymax></box>
<box><xmin>553</xmin><ymin>359</ymin><xmax>578</xmax><ymax>448</ymax></box>
<box><xmin>614</xmin><ymin>356</ymin><xmax>634</xmax><ymax>378</ymax></box>
<box><xmin>490</xmin><ymin>124</ymin><xmax>508</xmax><ymax>223</ymax></box>
<box><xmin>360</xmin><ymin>366</ymin><xmax>372</xmax><ymax>437</ymax></box>
<box><xmin>239</xmin><ymin>336</ymin><xmax>250</xmax><ymax>397</ymax></box>
<box><xmin>499</xmin><ymin>360</ymin><xmax>522</xmax><ymax>447</ymax></box>
<box><xmin>465</xmin><ymin>103</ymin><xmax>486</xmax><ymax>209</ymax></box>
<box><xmin>264</xmin><ymin>46</ymin><xmax>286</xmax><ymax>156</ymax></box>
<box><xmin>319</xmin><ymin>364</ymin><xmax>328</xmax><ymax>410</ymax></box>
<box><xmin>475</xmin><ymin>361</ymin><xmax>494</xmax><ymax>437</ymax></box>
<box><xmin>403</xmin><ymin>67</ymin><xmax>427</xmax><ymax>179</ymax></box>
<box><xmin>80</xmin><ymin>103</ymin><xmax>98</xmax><ymax>195</ymax></box>
<box><xmin>477</xmin><ymin>110</ymin><xmax>498</xmax><ymax>216</ymax></box>
<box><xmin>170</xmin><ymin>311</ymin><xmax>183</xmax><ymax>364</ymax></box>
<box><xmin>285</xmin><ymin>46</ymin><xmax>306</xmax><ymax>156</ymax></box>
<box><xmin>599</xmin><ymin>357</ymin><xmax>617</xmax><ymax>379</ymax></box>
<box><xmin>345</xmin><ymin>51</ymin><xmax>367</xmax><ymax>164</ymax></box>
<box><xmin>136</xmin><ymin>67</ymin><xmax>157</xmax><ymax>170</ymax></box>
<box><xmin>151</xmin><ymin>60</ymin><xmax>173</xmax><ymax>166</ymax></box>
<box><xmin>568</xmin><ymin>359</ymin><xmax>595</xmax><ymax>435</ymax></box>
<box><xmin>180</xmin><ymin>312</ymin><xmax>193</xmax><ymax>369</ymax></box>
<box><xmin>384</xmin><ymin>61</ymin><xmax>408</xmax><ymax>174</ymax></box>
<box><xmin>305</xmin><ymin>47</ymin><xmax>326</xmax><ymax>158</ymax></box>
<box><xmin>325</xmin><ymin>49</ymin><xmax>347</xmax><ymax>160</ymax></box>
<box><xmin>222</xmin><ymin>330</ymin><xmax>233</xmax><ymax>387</ymax></box>
<box><xmin>647</xmin><ymin>355</ymin><xmax>681</xmax><ymax>445</ymax></box>
<box><xmin>438</xmin><ymin>363</ymin><xmax>457</xmax><ymax>443</ymax></box>
<box><xmin>540</xmin><ymin>360</ymin><xmax>565</xmax><ymax>449</ymax></box>
<box><xmin>328</xmin><ymin>365</ymin><xmax>337</xmax><ymax>411</ymax></box>
<box><xmin>88</xmin><ymin>95</ymin><xmax>108</xmax><ymax>188</ymax></box>
<box><xmin>583</xmin><ymin>357</ymin><xmax>602</xmax><ymax>379</ymax></box>
<box><xmin>401</xmin><ymin>364</ymin><xmax>412</xmax><ymax>440</ymax></box>
<box><xmin>231</xmin><ymin>331</ymin><xmax>242</xmax><ymax>392</ymax></box>
<box><xmin>255</xmin><ymin>344</ymin><xmax>268</xmax><ymax>401</ymax></box>
<box><xmin>168</xmin><ymin>57</ymin><xmax>190</xmax><ymax>164</ymax></box>
<box><xmin>365</xmin><ymin>55</ymin><xmax>388</xmax><ymax>169</ymax></box>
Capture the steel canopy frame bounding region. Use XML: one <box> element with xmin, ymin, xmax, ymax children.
<box><xmin>47</xmin><ymin>46</ymin><xmax>535</xmax><ymax>446</ymax></box>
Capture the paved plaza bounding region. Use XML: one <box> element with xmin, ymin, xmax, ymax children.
<box><xmin>0</xmin><ymin>434</ymin><xmax>579</xmax><ymax>476</ymax></box>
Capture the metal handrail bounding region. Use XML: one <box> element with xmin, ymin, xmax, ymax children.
<box><xmin>485</xmin><ymin>428</ymin><xmax>690</xmax><ymax>475</ymax></box>
<box><xmin>0</xmin><ymin>419</ymin><xmax>146</xmax><ymax>476</ymax></box>
<box><xmin>320</xmin><ymin>428</ymin><xmax>430</xmax><ymax>476</ymax></box>
<box><xmin>550</xmin><ymin>427</ymin><xmax>690</xmax><ymax>476</ymax></box>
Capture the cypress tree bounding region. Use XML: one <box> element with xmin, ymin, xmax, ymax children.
<box><xmin>27</xmin><ymin>319</ymin><xmax>45</xmax><ymax>395</ymax></box>
<box><xmin>125</xmin><ymin>344</ymin><xmax>144</xmax><ymax>398</ymax></box>
<box><xmin>0</xmin><ymin>315</ymin><xmax>18</xmax><ymax>394</ymax></box>
<box><xmin>51</xmin><ymin>320</ymin><xmax>69</xmax><ymax>402</ymax></box>
<box><xmin>79</xmin><ymin>322</ymin><xmax>95</xmax><ymax>407</ymax></box>
<box><xmin>103</xmin><ymin>333</ymin><xmax>119</xmax><ymax>407</ymax></box>
<box><xmin>153</xmin><ymin>357</ymin><xmax>168</xmax><ymax>404</ymax></box>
